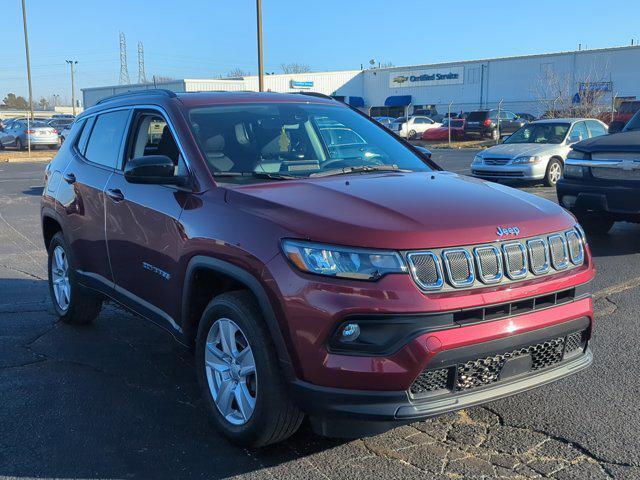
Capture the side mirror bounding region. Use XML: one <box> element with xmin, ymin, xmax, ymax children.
<box><xmin>124</xmin><ymin>155</ymin><xmax>186</xmax><ymax>186</ymax></box>
<box><xmin>608</xmin><ymin>121</ymin><xmax>625</xmax><ymax>134</ymax></box>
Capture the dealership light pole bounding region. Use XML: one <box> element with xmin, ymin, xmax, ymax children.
<box><xmin>20</xmin><ymin>0</ymin><xmax>34</xmax><ymax>121</ymax></box>
<box><xmin>256</xmin><ymin>0</ymin><xmax>264</xmax><ymax>91</ymax></box>
<box><xmin>66</xmin><ymin>60</ymin><xmax>78</xmax><ymax>116</ymax></box>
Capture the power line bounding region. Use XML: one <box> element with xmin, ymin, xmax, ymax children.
<box><xmin>119</xmin><ymin>32</ymin><xmax>130</xmax><ymax>85</ymax></box>
<box><xmin>137</xmin><ymin>41</ymin><xmax>147</xmax><ymax>84</ymax></box>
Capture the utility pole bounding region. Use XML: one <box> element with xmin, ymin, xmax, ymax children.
<box><xmin>256</xmin><ymin>0</ymin><xmax>264</xmax><ymax>92</ymax></box>
<box><xmin>66</xmin><ymin>60</ymin><xmax>78</xmax><ymax>116</ymax></box>
<box><xmin>20</xmin><ymin>0</ymin><xmax>34</xmax><ymax>121</ymax></box>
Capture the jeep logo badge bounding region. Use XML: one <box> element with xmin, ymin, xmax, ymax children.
<box><xmin>496</xmin><ymin>226</ymin><xmax>520</xmax><ymax>237</ymax></box>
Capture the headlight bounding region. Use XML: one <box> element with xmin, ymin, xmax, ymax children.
<box><xmin>567</xmin><ymin>149</ymin><xmax>590</xmax><ymax>160</ymax></box>
<box><xmin>563</xmin><ymin>164</ymin><xmax>586</xmax><ymax>178</ymax></box>
<box><xmin>472</xmin><ymin>154</ymin><xmax>483</xmax><ymax>165</ymax></box>
<box><xmin>512</xmin><ymin>155</ymin><xmax>542</xmax><ymax>164</ymax></box>
<box><xmin>282</xmin><ymin>239</ymin><xmax>407</xmax><ymax>280</ymax></box>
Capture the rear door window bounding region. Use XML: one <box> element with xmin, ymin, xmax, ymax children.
<box><xmin>84</xmin><ymin>110</ymin><xmax>130</xmax><ymax>168</ymax></box>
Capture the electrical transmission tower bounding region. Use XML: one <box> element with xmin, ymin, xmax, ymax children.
<box><xmin>137</xmin><ymin>41</ymin><xmax>147</xmax><ymax>84</ymax></box>
<box><xmin>119</xmin><ymin>32</ymin><xmax>130</xmax><ymax>85</ymax></box>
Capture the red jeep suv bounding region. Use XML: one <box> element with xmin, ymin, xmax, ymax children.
<box><xmin>41</xmin><ymin>90</ymin><xmax>594</xmax><ymax>446</ymax></box>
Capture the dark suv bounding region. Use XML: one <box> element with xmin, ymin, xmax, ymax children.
<box><xmin>42</xmin><ymin>90</ymin><xmax>594</xmax><ymax>447</ymax></box>
<box><xmin>558</xmin><ymin>110</ymin><xmax>640</xmax><ymax>234</ymax></box>
<box><xmin>465</xmin><ymin>109</ymin><xmax>526</xmax><ymax>140</ymax></box>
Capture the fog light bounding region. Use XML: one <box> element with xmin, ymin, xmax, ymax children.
<box><xmin>561</xmin><ymin>195</ymin><xmax>577</xmax><ymax>208</ymax></box>
<box><xmin>340</xmin><ymin>323</ymin><xmax>361</xmax><ymax>342</ymax></box>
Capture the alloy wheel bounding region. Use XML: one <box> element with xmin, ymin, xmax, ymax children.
<box><xmin>205</xmin><ymin>318</ymin><xmax>257</xmax><ymax>425</ymax></box>
<box><xmin>51</xmin><ymin>245</ymin><xmax>71</xmax><ymax>311</ymax></box>
<box><xmin>548</xmin><ymin>162</ymin><xmax>562</xmax><ymax>185</ymax></box>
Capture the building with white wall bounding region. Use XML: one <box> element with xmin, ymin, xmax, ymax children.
<box><xmin>82</xmin><ymin>45</ymin><xmax>640</xmax><ymax>117</ymax></box>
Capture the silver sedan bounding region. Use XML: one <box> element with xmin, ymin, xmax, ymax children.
<box><xmin>0</xmin><ymin>120</ymin><xmax>60</xmax><ymax>150</ymax></box>
<box><xmin>470</xmin><ymin>118</ymin><xmax>608</xmax><ymax>186</ymax></box>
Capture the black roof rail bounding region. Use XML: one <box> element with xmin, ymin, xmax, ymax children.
<box><xmin>96</xmin><ymin>88</ymin><xmax>177</xmax><ymax>105</ymax></box>
<box><xmin>294</xmin><ymin>92</ymin><xmax>336</xmax><ymax>101</ymax></box>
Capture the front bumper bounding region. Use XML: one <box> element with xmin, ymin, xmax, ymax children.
<box><xmin>557</xmin><ymin>177</ymin><xmax>640</xmax><ymax>218</ymax></box>
<box><xmin>291</xmin><ymin>316</ymin><xmax>592</xmax><ymax>437</ymax></box>
<box><xmin>472</xmin><ymin>162</ymin><xmax>547</xmax><ymax>180</ymax></box>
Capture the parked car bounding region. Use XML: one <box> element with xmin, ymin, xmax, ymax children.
<box><xmin>465</xmin><ymin>110</ymin><xmax>526</xmax><ymax>140</ymax></box>
<box><xmin>57</xmin><ymin>122</ymin><xmax>73</xmax><ymax>144</ymax></box>
<box><xmin>47</xmin><ymin>117</ymin><xmax>74</xmax><ymax>133</ymax></box>
<box><xmin>558</xmin><ymin>110</ymin><xmax>640</xmax><ymax>234</ymax></box>
<box><xmin>471</xmin><ymin>118</ymin><xmax>608</xmax><ymax>186</ymax></box>
<box><xmin>516</xmin><ymin>113</ymin><xmax>536</xmax><ymax>122</ymax></box>
<box><xmin>608</xmin><ymin>100</ymin><xmax>640</xmax><ymax>133</ymax></box>
<box><xmin>421</xmin><ymin>118</ymin><xmax>466</xmax><ymax>141</ymax></box>
<box><xmin>42</xmin><ymin>89</ymin><xmax>594</xmax><ymax>447</ymax></box>
<box><xmin>389</xmin><ymin>115</ymin><xmax>442</xmax><ymax>138</ymax></box>
<box><xmin>0</xmin><ymin>119</ymin><xmax>59</xmax><ymax>150</ymax></box>
<box><xmin>373</xmin><ymin>116</ymin><xmax>397</xmax><ymax>128</ymax></box>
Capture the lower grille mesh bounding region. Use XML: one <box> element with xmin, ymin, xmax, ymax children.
<box><xmin>410</xmin><ymin>331</ymin><xmax>586</xmax><ymax>396</ymax></box>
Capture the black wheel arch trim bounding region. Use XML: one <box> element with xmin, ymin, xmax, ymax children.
<box><xmin>181</xmin><ymin>255</ymin><xmax>297</xmax><ymax>381</ymax></box>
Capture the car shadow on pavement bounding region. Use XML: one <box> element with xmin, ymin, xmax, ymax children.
<box><xmin>0</xmin><ymin>277</ymin><xmax>350</xmax><ymax>479</ymax></box>
<box><xmin>587</xmin><ymin>222</ymin><xmax>640</xmax><ymax>258</ymax></box>
<box><xmin>21</xmin><ymin>186</ymin><xmax>44</xmax><ymax>196</ymax></box>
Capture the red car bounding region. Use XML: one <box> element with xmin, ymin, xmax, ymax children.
<box><xmin>42</xmin><ymin>90</ymin><xmax>594</xmax><ymax>447</ymax></box>
<box><xmin>422</xmin><ymin>119</ymin><xmax>466</xmax><ymax>141</ymax></box>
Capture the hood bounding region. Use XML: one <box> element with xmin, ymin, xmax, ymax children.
<box><xmin>225</xmin><ymin>172</ymin><xmax>575</xmax><ymax>250</ymax></box>
<box><xmin>574</xmin><ymin>130</ymin><xmax>640</xmax><ymax>154</ymax></box>
<box><xmin>480</xmin><ymin>143</ymin><xmax>565</xmax><ymax>158</ymax></box>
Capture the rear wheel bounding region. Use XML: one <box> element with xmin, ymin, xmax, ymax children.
<box><xmin>408</xmin><ymin>129</ymin><xmax>417</xmax><ymax>139</ymax></box>
<box><xmin>196</xmin><ymin>291</ymin><xmax>304</xmax><ymax>447</ymax></box>
<box><xmin>47</xmin><ymin>232</ymin><xmax>102</xmax><ymax>324</ymax></box>
<box><xmin>490</xmin><ymin>128</ymin><xmax>499</xmax><ymax>140</ymax></box>
<box><xmin>544</xmin><ymin>158</ymin><xmax>563</xmax><ymax>186</ymax></box>
<box><xmin>572</xmin><ymin>211</ymin><xmax>614</xmax><ymax>236</ymax></box>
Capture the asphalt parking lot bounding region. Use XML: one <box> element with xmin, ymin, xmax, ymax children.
<box><xmin>1</xmin><ymin>154</ymin><xmax>640</xmax><ymax>479</ymax></box>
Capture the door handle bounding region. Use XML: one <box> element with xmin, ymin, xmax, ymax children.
<box><xmin>106</xmin><ymin>188</ymin><xmax>125</xmax><ymax>203</ymax></box>
<box><xmin>63</xmin><ymin>172</ymin><xmax>76</xmax><ymax>184</ymax></box>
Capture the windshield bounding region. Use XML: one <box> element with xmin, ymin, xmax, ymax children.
<box><xmin>188</xmin><ymin>103</ymin><xmax>433</xmax><ymax>182</ymax></box>
<box><xmin>504</xmin><ymin>123</ymin><xmax>570</xmax><ymax>144</ymax></box>
<box><xmin>624</xmin><ymin>111</ymin><xmax>640</xmax><ymax>131</ymax></box>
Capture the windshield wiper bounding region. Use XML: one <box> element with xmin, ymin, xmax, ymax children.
<box><xmin>310</xmin><ymin>164</ymin><xmax>410</xmax><ymax>178</ymax></box>
<box><xmin>213</xmin><ymin>171</ymin><xmax>297</xmax><ymax>180</ymax></box>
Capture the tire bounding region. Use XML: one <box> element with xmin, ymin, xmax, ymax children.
<box><xmin>572</xmin><ymin>211</ymin><xmax>614</xmax><ymax>236</ymax></box>
<box><xmin>544</xmin><ymin>158</ymin><xmax>563</xmax><ymax>187</ymax></box>
<box><xmin>59</xmin><ymin>136</ymin><xmax>65</xmax><ymax>144</ymax></box>
<box><xmin>47</xmin><ymin>232</ymin><xmax>102</xmax><ymax>325</ymax></box>
<box><xmin>408</xmin><ymin>130</ymin><xmax>417</xmax><ymax>139</ymax></box>
<box><xmin>490</xmin><ymin>128</ymin><xmax>499</xmax><ymax>141</ymax></box>
<box><xmin>196</xmin><ymin>290</ymin><xmax>304</xmax><ymax>447</ymax></box>
<box><xmin>16</xmin><ymin>138</ymin><xmax>25</xmax><ymax>151</ymax></box>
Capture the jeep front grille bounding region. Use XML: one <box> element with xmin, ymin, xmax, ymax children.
<box><xmin>406</xmin><ymin>228</ymin><xmax>584</xmax><ymax>292</ymax></box>
<box><xmin>410</xmin><ymin>330</ymin><xmax>587</xmax><ymax>396</ymax></box>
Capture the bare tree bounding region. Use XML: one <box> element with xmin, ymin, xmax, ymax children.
<box><xmin>533</xmin><ymin>61</ymin><xmax>611</xmax><ymax>119</ymax></box>
<box><xmin>280</xmin><ymin>62</ymin><xmax>311</xmax><ymax>74</ymax></box>
<box><xmin>224</xmin><ymin>68</ymin><xmax>251</xmax><ymax>79</ymax></box>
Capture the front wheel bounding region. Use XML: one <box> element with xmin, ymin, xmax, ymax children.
<box><xmin>47</xmin><ymin>232</ymin><xmax>102</xmax><ymax>324</ymax></box>
<box><xmin>544</xmin><ymin>158</ymin><xmax>563</xmax><ymax>186</ymax></box>
<box><xmin>408</xmin><ymin>129</ymin><xmax>417</xmax><ymax>139</ymax></box>
<box><xmin>196</xmin><ymin>291</ymin><xmax>304</xmax><ymax>447</ymax></box>
<box><xmin>15</xmin><ymin>138</ymin><xmax>25</xmax><ymax>151</ymax></box>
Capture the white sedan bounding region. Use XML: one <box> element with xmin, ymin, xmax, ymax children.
<box><xmin>390</xmin><ymin>116</ymin><xmax>442</xmax><ymax>139</ymax></box>
<box><xmin>470</xmin><ymin>118</ymin><xmax>608</xmax><ymax>186</ymax></box>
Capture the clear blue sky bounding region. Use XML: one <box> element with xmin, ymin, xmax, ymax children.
<box><xmin>2</xmin><ymin>0</ymin><xmax>640</xmax><ymax>104</ymax></box>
